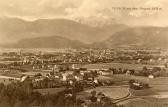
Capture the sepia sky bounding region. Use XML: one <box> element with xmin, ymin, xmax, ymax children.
<box><xmin>0</xmin><ymin>0</ymin><xmax>168</xmax><ymax>26</ymax></box>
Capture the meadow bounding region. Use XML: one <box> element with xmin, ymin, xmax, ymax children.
<box><xmin>82</xmin><ymin>63</ymin><xmax>158</xmax><ymax>70</ymax></box>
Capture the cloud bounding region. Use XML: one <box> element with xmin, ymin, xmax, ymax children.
<box><xmin>0</xmin><ymin>0</ymin><xmax>168</xmax><ymax>26</ymax></box>
<box><xmin>0</xmin><ymin>0</ymin><xmax>82</xmax><ymax>20</ymax></box>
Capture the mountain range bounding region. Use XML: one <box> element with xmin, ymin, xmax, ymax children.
<box><xmin>6</xmin><ymin>36</ymin><xmax>88</xmax><ymax>48</ymax></box>
<box><xmin>0</xmin><ymin>17</ymin><xmax>126</xmax><ymax>44</ymax></box>
<box><xmin>0</xmin><ymin>17</ymin><xmax>168</xmax><ymax>49</ymax></box>
<box><xmin>93</xmin><ymin>27</ymin><xmax>168</xmax><ymax>48</ymax></box>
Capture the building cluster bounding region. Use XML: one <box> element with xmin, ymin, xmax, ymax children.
<box><xmin>0</xmin><ymin>49</ymin><xmax>168</xmax><ymax>83</ymax></box>
<box><xmin>1</xmin><ymin>48</ymin><xmax>168</xmax><ymax>66</ymax></box>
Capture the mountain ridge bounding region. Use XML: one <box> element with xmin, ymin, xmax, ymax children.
<box><xmin>1</xmin><ymin>17</ymin><xmax>168</xmax><ymax>49</ymax></box>
<box><xmin>4</xmin><ymin>36</ymin><xmax>88</xmax><ymax>48</ymax></box>
<box><xmin>0</xmin><ymin>17</ymin><xmax>127</xmax><ymax>44</ymax></box>
<box><xmin>92</xmin><ymin>27</ymin><xmax>168</xmax><ymax>48</ymax></box>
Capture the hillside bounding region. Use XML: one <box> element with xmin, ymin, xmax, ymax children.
<box><xmin>0</xmin><ymin>17</ymin><xmax>127</xmax><ymax>44</ymax></box>
<box><xmin>8</xmin><ymin>36</ymin><xmax>88</xmax><ymax>48</ymax></box>
<box><xmin>1</xmin><ymin>17</ymin><xmax>168</xmax><ymax>49</ymax></box>
<box><xmin>92</xmin><ymin>27</ymin><xmax>168</xmax><ymax>48</ymax></box>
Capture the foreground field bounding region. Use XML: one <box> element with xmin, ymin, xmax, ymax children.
<box><xmin>85</xmin><ymin>86</ymin><xmax>129</xmax><ymax>99</ymax></box>
<box><xmin>112</xmin><ymin>75</ymin><xmax>168</xmax><ymax>107</ymax></box>
<box><xmin>0</xmin><ymin>78</ymin><xmax>12</xmax><ymax>85</ymax></box>
<box><xmin>119</xmin><ymin>97</ymin><xmax>168</xmax><ymax>107</ymax></box>
<box><xmin>34</xmin><ymin>88</ymin><xmax>65</xmax><ymax>95</ymax></box>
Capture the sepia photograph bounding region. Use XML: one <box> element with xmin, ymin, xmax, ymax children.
<box><xmin>0</xmin><ymin>0</ymin><xmax>168</xmax><ymax>107</ymax></box>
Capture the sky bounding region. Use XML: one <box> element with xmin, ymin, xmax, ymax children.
<box><xmin>0</xmin><ymin>0</ymin><xmax>168</xmax><ymax>26</ymax></box>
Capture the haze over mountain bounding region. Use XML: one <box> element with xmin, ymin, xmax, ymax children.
<box><xmin>0</xmin><ymin>17</ymin><xmax>168</xmax><ymax>49</ymax></box>
<box><xmin>6</xmin><ymin>36</ymin><xmax>88</xmax><ymax>48</ymax></box>
<box><xmin>93</xmin><ymin>27</ymin><xmax>168</xmax><ymax>48</ymax></box>
<box><xmin>3</xmin><ymin>26</ymin><xmax>168</xmax><ymax>49</ymax></box>
<box><xmin>0</xmin><ymin>17</ymin><xmax>127</xmax><ymax>44</ymax></box>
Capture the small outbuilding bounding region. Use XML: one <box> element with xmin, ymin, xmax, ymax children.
<box><xmin>148</xmin><ymin>74</ymin><xmax>154</xmax><ymax>79</ymax></box>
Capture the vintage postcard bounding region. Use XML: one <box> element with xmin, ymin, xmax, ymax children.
<box><xmin>0</xmin><ymin>0</ymin><xmax>168</xmax><ymax>107</ymax></box>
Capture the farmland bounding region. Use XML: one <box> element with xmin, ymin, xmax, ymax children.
<box><xmin>82</xmin><ymin>63</ymin><xmax>161</xmax><ymax>70</ymax></box>
<box><xmin>85</xmin><ymin>86</ymin><xmax>129</xmax><ymax>99</ymax></box>
<box><xmin>34</xmin><ymin>88</ymin><xmax>65</xmax><ymax>95</ymax></box>
<box><xmin>120</xmin><ymin>98</ymin><xmax>168</xmax><ymax>107</ymax></box>
<box><xmin>0</xmin><ymin>48</ymin><xmax>167</xmax><ymax>107</ymax></box>
<box><xmin>113</xmin><ymin>76</ymin><xmax>168</xmax><ymax>107</ymax></box>
<box><xmin>0</xmin><ymin>77</ymin><xmax>13</xmax><ymax>85</ymax></box>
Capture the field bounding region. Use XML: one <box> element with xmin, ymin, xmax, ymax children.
<box><xmin>82</xmin><ymin>63</ymin><xmax>160</xmax><ymax>70</ymax></box>
<box><xmin>113</xmin><ymin>75</ymin><xmax>168</xmax><ymax>107</ymax></box>
<box><xmin>20</xmin><ymin>71</ymin><xmax>49</xmax><ymax>76</ymax></box>
<box><xmin>85</xmin><ymin>86</ymin><xmax>129</xmax><ymax>99</ymax></box>
<box><xmin>119</xmin><ymin>97</ymin><xmax>168</xmax><ymax>107</ymax></box>
<box><xmin>128</xmin><ymin>76</ymin><xmax>168</xmax><ymax>96</ymax></box>
<box><xmin>0</xmin><ymin>78</ymin><xmax>13</xmax><ymax>85</ymax></box>
<box><xmin>93</xmin><ymin>73</ymin><xmax>168</xmax><ymax>107</ymax></box>
<box><xmin>109</xmin><ymin>75</ymin><xmax>168</xmax><ymax>95</ymax></box>
<box><xmin>34</xmin><ymin>88</ymin><xmax>65</xmax><ymax>95</ymax></box>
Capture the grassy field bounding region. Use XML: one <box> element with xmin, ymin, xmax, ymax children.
<box><xmin>34</xmin><ymin>88</ymin><xmax>65</xmax><ymax>95</ymax></box>
<box><xmin>119</xmin><ymin>97</ymin><xmax>168</xmax><ymax>107</ymax></box>
<box><xmin>111</xmin><ymin>75</ymin><xmax>168</xmax><ymax>95</ymax></box>
<box><xmin>82</xmin><ymin>63</ymin><xmax>159</xmax><ymax>70</ymax></box>
<box><xmin>112</xmin><ymin>75</ymin><xmax>168</xmax><ymax>107</ymax></box>
<box><xmin>20</xmin><ymin>71</ymin><xmax>48</xmax><ymax>76</ymax></box>
<box><xmin>85</xmin><ymin>86</ymin><xmax>129</xmax><ymax>99</ymax></box>
<box><xmin>0</xmin><ymin>78</ymin><xmax>12</xmax><ymax>85</ymax></box>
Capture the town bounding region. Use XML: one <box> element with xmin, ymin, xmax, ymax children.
<box><xmin>1</xmin><ymin>0</ymin><xmax>168</xmax><ymax>107</ymax></box>
<box><xmin>0</xmin><ymin>48</ymin><xmax>168</xmax><ymax>107</ymax></box>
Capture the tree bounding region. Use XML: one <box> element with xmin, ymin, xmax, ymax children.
<box><xmin>45</xmin><ymin>100</ymin><xmax>54</xmax><ymax>107</ymax></box>
<box><xmin>0</xmin><ymin>83</ymin><xmax>5</xmax><ymax>92</ymax></box>
<box><xmin>14</xmin><ymin>100</ymin><xmax>28</xmax><ymax>107</ymax></box>
<box><xmin>142</xmin><ymin>66</ymin><xmax>148</xmax><ymax>71</ymax></box>
<box><xmin>34</xmin><ymin>73</ymin><xmax>42</xmax><ymax>77</ymax></box>
<box><xmin>83</xmin><ymin>73</ymin><xmax>89</xmax><ymax>80</ymax></box>
<box><xmin>152</xmin><ymin>67</ymin><xmax>161</xmax><ymax>73</ymax></box>
<box><xmin>0</xmin><ymin>96</ymin><xmax>11</xmax><ymax>107</ymax></box>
